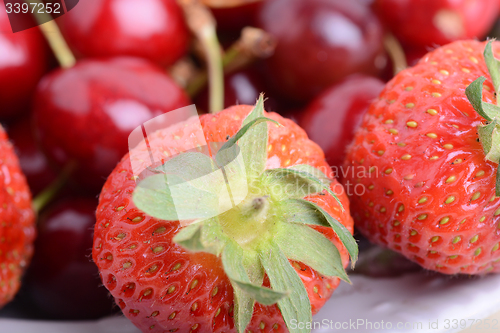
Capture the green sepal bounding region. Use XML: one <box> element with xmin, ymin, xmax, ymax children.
<box><xmin>153</xmin><ymin>152</ymin><xmax>216</xmax><ymax>179</ymax></box>
<box><xmin>238</xmin><ymin>94</ymin><xmax>269</xmax><ymax>179</ymax></box>
<box><xmin>216</xmin><ymin>116</ymin><xmax>280</xmax><ymax>165</ymax></box>
<box><xmin>485</xmin><ymin>126</ymin><xmax>500</xmax><ymax>163</ymax></box>
<box><xmin>222</xmin><ymin>241</ymin><xmax>287</xmax><ymax>333</ymax></box>
<box><xmin>173</xmin><ymin>222</ymin><xmax>205</xmax><ymax>252</ymax></box>
<box><xmin>465</xmin><ymin>76</ymin><xmax>500</xmax><ymax>121</ymax></box>
<box><xmin>260</xmin><ymin>243</ymin><xmax>311</xmax><ymax>333</ymax></box>
<box><xmin>497</xmin><ymin>165</ymin><xmax>500</xmax><ymax>197</ymax></box>
<box><xmin>261</xmin><ymin>166</ymin><xmax>343</xmax><ymax>210</ymax></box>
<box><xmin>478</xmin><ymin>119</ymin><xmax>498</xmax><ymax>156</ymax></box>
<box><xmin>222</xmin><ymin>241</ymin><xmax>287</xmax><ymax>305</ymax></box>
<box><xmin>173</xmin><ymin>218</ymin><xmax>227</xmax><ymax>256</ymax></box>
<box><xmin>483</xmin><ymin>40</ymin><xmax>500</xmax><ymax>96</ymax></box>
<box><xmin>133</xmin><ymin>152</ymin><xmax>225</xmax><ymax>221</ymax></box>
<box><xmin>282</xmin><ymin>198</ymin><xmax>358</xmax><ymax>267</ymax></box>
<box><xmin>288</xmin><ymin>164</ymin><xmax>344</xmax><ymax>210</ymax></box>
<box><xmin>466</xmin><ymin>41</ymin><xmax>500</xmax><ymax>200</ymax></box>
<box><xmin>275</xmin><ymin>223</ymin><xmax>350</xmax><ymax>283</ymax></box>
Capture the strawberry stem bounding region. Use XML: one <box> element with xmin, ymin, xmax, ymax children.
<box><xmin>25</xmin><ymin>0</ymin><xmax>76</xmax><ymax>69</ymax></box>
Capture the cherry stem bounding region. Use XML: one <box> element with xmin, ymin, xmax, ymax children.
<box><xmin>384</xmin><ymin>34</ymin><xmax>407</xmax><ymax>76</ymax></box>
<box><xmin>25</xmin><ymin>0</ymin><xmax>76</xmax><ymax>68</ymax></box>
<box><xmin>186</xmin><ymin>27</ymin><xmax>276</xmax><ymax>98</ymax></box>
<box><xmin>32</xmin><ymin>162</ymin><xmax>75</xmax><ymax>214</ymax></box>
<box><xmin>202</xmin><ymin>0</ymin><xmax>262</xmax><ymax>9</ymax></box>
<box><xmin>177</xmin><ymin>0</ymin><xmax>224</xmax><ymax>114</ymax></box>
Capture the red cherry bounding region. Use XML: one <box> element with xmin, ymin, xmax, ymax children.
<box><xmin>299</xmin><ymin>75</ymin><xmax>384</xmax><ymax>171</ymax></box>
<box><xmin>23</xmin><ymin>196</ymin><xmax>116</xmax><ymax>319</ymax></box>
<box><xmin>7</xmin><ymin>117</ymin><xmax>57</xmax><ymax>196</ymax></box>
<box><xmin>209</xmin><ymin>1</ymin><xmax>261</xmax><ymax>32</ymax></box>
<box><xmin>0</xmin><ymin>11</ymin><xmax>48</xmax><ymax>118</ymax></box>
<box><xmin>33</xmin><ymin>57</ymin><xmax>191</xmax><ymax>192</ymax></box>
<box><xmin>375</xmin><ymin>0</ymin><xmax>499</xmax><ymax>48</ymax></box>
<box><xmin>404</xmin><ymin>46</ymin><xmax>429</xmax><ymax>67</ymax></box>
<box><xmin>195</xmin><ymin>69</ymin><xmax>278</xmax><ymax>112</ymax></box>
<box><xmin>57</xmin><ymin>0</ymin><xmax>189</xmax><ymax>67</ymax></box>
<box><xmin>256</xmin><ymin>0</ymin><xmax>385</xmax><ymax>102</ymax></box>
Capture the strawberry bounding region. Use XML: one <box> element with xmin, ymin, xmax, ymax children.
<box><xmin>93</xmin><ymin>97</ymin><xmax>357</xmax><ymax>333</ymax></box>
<box><xmin>343</xmin><ymin>40</ymin><xmax>500</xmax><ymax>275</ymax></box>
<box><xmin>0</xmin><ymin>125</ymin><xmax>35</xmax><ymax>306</ymax></box>
<box><xmin>375</xmin><ymin>0</ymin><xmax>498</xmax><ymax>48</ymax></box>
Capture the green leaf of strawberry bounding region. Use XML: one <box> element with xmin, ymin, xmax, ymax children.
<box><xmin>260</xmin><ymin>242</ymin><xmax>311</xmax><ymax>333</ymax></box>
<box><xmin>466</xmin><ymin>40</ymin><xmax>500</xmax><ymax>195</ymax></box>
<box><xmin>282</xmin><ymin>199</ymin><xmax>358</xmax><ymax>266</ymax></box>
<box><xmin>275</xmin><ymin>223</ymin><xmax>350</xmax><ymax>282</ymax></box>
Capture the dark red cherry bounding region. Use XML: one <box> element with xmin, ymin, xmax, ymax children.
<box><xmin>195</xmin><ymin>69</ymin><xmax>277</xmax><ymax>112</ymax></box>
<box><xmin>23</xmin><ymin>196</ymin><xmax>116</xmax><ymax>319</ymax></box>
<box><xmin>207</xmin><ymin>1</ymin><xmax>261</xmax><ymax>32</ymax></box>
<box><xmin>7</xmin><ymin>117</ymin><xmax>57</xmax><ymax>196</ymax></box>
<box><xmin>33</xmin><ymin>57</ymin><xmax>191</xmax><ymax>192</ymax></box>
<box><xmin>256</xmin><ymin>0</ymin><xmax>386</xmax><ymax>102</ymax></box>
<box><xmin>375</xmin><ymin>0</ymin><xmax>498</xmax><ymax>48</ymax></box>
<box><xmin>404</xmin><ymin>46</ymin><xmax>429</xmax><ymax>67</ymax></box>
<box><xmin>0</xmin><ymin>10</ymin><xmax>48</xmax><ymax>118</ymax></box>
<box><xmin>57</xmin><ymin>0</ymin><xmax>189</xmax><ymax>67</ymax></box>
<box><xmin>299</xmin><ymin>75</ymin><xmax>384</xmax><ymax>171</ymax></box>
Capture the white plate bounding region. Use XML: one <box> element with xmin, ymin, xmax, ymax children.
<box><xmin>2</xmin><ymin>271</ymin><xmax>500</xmax><ymax>333</ymax></box>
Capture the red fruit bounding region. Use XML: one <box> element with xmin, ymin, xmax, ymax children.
<box><xmin>256</xmin><ymin>0</ymin><xmax>385</xmax><ymax>101</ymax></box>
<box><xmin>203</xmin><ymin>0</ymin><xmax>261</xmax><ymax>31</ymax></box>
<box><xmin>33</xmin><ymin>57</ymin><xmax>190</xmax><ymax>192</ymax></box>
<box><xmin>404</xmin><ymin>46</ymin><xmax>429</xmax><ymax>67</ymax></box>
<box><xmin>93</xmin><ymin>101</ymin><xmax>356</xmax><ymax>332</ymax></box>
<box><xmin>299</xmin><ymin>75</ymin><xmax>384</xmax><ymax>171</ymax></box>
<box><xmin>0</xmin><ymin>126</ymin><xmax>35</xmax><ymax>307</ymax></box>
<box><xmin>375</xmin><ymin>0</ymin><xmax>499</xmax><ymax>48</ymax></box>
<box><xmin>24</xmin><ymin>196</ymin><xmax>116</xmax><ymax>319</ymax></box>
<box><xmin>195</xmin><ymin>69</ymin><xmax>276</xmax><ymax>113</ymax></box>
<box><xmin>57</xmin><ymin>0</ymin><xmax>189</xmax><ymax>67</ymax></box>
<box><xmin>0</xmin><ymin>10</ymin><xmax>48</xmax><ymax>118</ymax></box>
<box><xmin>343</xmin><ymin>40</ymin><xmax>500</xmax><ymax>275</ymax></box>
<box><xmin>8</xmin><ymin>117</ymin><xmax>57</xmax><ymax>196</ymax></box>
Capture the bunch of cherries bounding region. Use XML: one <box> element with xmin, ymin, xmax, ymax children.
<box><xmin>0</xmin><ymin>0</ymin><xmax>498</xmax><ymax>320</ymax></box>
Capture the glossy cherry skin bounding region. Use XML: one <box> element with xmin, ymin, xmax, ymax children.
<box><xmin>23</xmin><ymin>197</ymin><xmax>116</xmax><ymax>319</ymax></box>
<box><xmin>57</xmin><ymin>0</ymin><xmax>189</xmax><ymax>67</ymax></box>
<box><xmin>404</xmin><ymin>46</ymin><xmax>429</xmax><ymax>67</ymax></box>
<box><xmin>209</xmin><ymin>1</ymin><xmax>261</xmax><ymax>31</ymax></box>
<box><xmin>0</xmin><ymin>10</ymin><xmax>48</xmax><ymax>118</ymax></box>
<box><xmin>256</xmin><ymin>0</ymin><xmax>385</xmax><ymax>102</ymax></box>
<box><xmin>299</xmin><ymin>75</ymin><xmax>384</xmax><ymax>172</ymax></box>
<box><xmin>7</xmin><ymin>117</ymin><xmax>57</xmax><ymax>196</ymax></box>
<box><xmin>33</xmin><ymin>57</ymin><xmax>191</xmax><ymax>192</ymax></box>
<box><xmin>375</xmin><ymin>0</ymin><xmax>499</xmax><ymax>48</ymax></box>
<box><xmin>195</xmin><ymin>69</ymin><xmax>278</xmax><ymax>112</ymax></box>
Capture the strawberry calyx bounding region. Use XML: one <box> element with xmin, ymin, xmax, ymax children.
<box><xmin>132</xmin><ymin>95</ymin><xmax>358</xmax><ymax>333</ymax></box>
<box><xmin>465</xmin><ymin>40</ymin><xmax>500</xmax><ymax>196</ymax></box>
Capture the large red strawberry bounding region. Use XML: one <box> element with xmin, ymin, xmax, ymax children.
<box><xmin>343</xmin><ymin>40</ymin><xmax>500</xmax><ymax>275</ymax></box>
<box><xmin>93</xmin><ymin>97</ymin><xmax>357</xmax><ymax>332</ymax></box>
<box><xmin>0</xmin><ymin>126</ymin><xmax>35</xmax><ymax>306</ymax></box>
